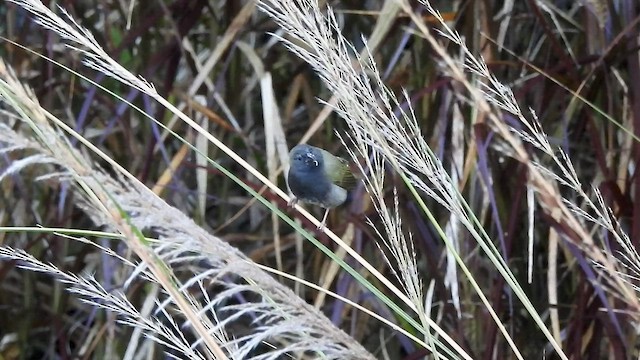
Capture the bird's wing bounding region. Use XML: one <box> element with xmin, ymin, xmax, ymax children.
<box><xmin>320</xmin><ymin>148</ymin><xmax>358</xmax><ymax>190</ymax></box>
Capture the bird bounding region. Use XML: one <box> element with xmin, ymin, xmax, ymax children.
<box><xmin>287</xmin><ymin>144</ymin><xmax>358</xmax><ymax>230</ymax></box>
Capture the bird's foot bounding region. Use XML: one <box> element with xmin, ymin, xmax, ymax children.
<box><xmin>317</xmin><ymin>209</ymin><xmax>330</xmax><ymax>231</ymax></box>
<box><xmin>288</xmin><ymin>195</ymin><xmax>298</xmax><ymax>208</ymax></box>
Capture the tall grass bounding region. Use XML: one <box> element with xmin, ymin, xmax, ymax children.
<box><xmin>1</xmin><ymin>0</ymin><xmax>638</xmax><ymax>359</ymax></box>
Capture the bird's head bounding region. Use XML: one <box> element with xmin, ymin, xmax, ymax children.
<box><xmin>290</xmin><ymin>144</ymin><xmax>322</xmax><ymax>171</ymax></box>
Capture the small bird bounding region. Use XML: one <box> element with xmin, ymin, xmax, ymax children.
<box><xmin>287</xmin><ymin>144</ymin><xmax>357</xmax><ymax>230</ymax></box>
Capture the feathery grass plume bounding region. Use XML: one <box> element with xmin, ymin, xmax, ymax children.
<box><xmin>253</xmin><ymin>0</ymin><xmax>640</xmax><ymax>358</ymax></box>
<box><xmin>0</xmin><ymin>247</ymin><xmax>214</xmax><ymax>359</ymax></box>
<box><xmin>0</xmin><ymin>58</ymin><xmax>232</xmax><ymax>359</ymax></box>
<box><xmin>414</xmin><ymin>0</ymin><xmax>640</xmax><ymax>353</ymax></box>
<box><xmin>405</xmin><ymin>0</ymin><xmax>640</xmax><ymax>352</ymax></box>
<box><xmin>409</xmin><ymin>0</ymin><xmax>640</xmax><ymax>316</ymax></box>
<box><xmin>5</xmin><ymin>0</ymin><xmax>638</xmax><ymax>358</ymax></box>
<box><xmin>257</xmin><ymin>0</ymin><xmax>535</xmax><ymax>358</ymax></box>
<box><xmin>0</xmin><ymin>8</ymin><xmax>377</xmax><ymax>360</ymax></box>
<box><xmin>7</xmin><ymin>1</ymin><xmax>412</xmax><ymax>331</ymax></box>
<box><xmin>5</xmin><ymin>2</ymin><xmax>469</xmax><ymax>359</ymax></box>
<box><xmin>343</xmin><ymin>136</ymin><xmax>444</xmax><ymax>356</ymax></box>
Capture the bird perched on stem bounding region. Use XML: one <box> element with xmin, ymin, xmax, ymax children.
<box><xmin>287</xmin><ymin>144</ymin><xmax>358</xmax><ymax>230</ymax></box>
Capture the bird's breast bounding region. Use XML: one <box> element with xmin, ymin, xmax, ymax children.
<box><xmin>288</xmin><ymin>169</ymin><xmax>346</xmax><ymax>208</ymax></box>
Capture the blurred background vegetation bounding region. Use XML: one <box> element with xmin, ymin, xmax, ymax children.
<box><xmin>0</xmin><ymin>0</ymin><xmax>638</xmax><ymax>359</ymax></box>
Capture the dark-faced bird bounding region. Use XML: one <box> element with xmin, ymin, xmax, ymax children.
<box><xmin>287</xmin><ymin>144</ymin><xmax>357</xmax><ymax>230</ymax></box>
